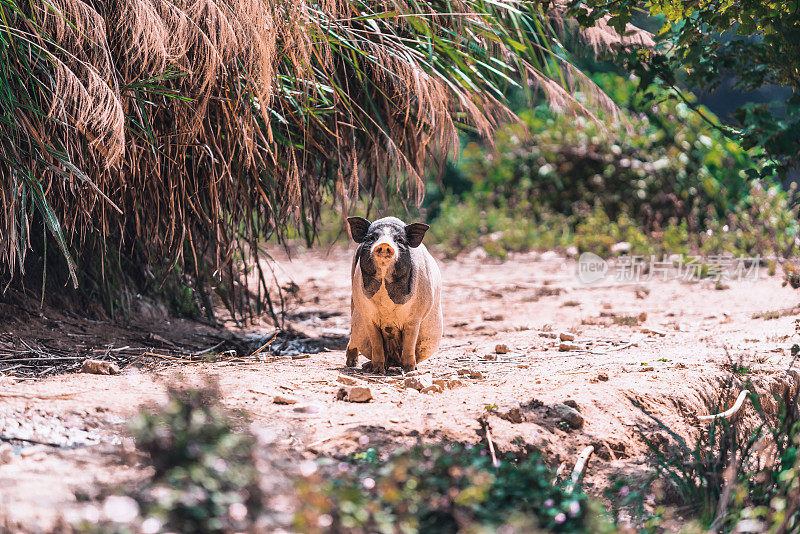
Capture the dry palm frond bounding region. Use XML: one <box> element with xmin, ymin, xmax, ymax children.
<box><xmin>0</xmin><ymin>0</ymin><xmax>650</xmax><ymax>320</ymax></box>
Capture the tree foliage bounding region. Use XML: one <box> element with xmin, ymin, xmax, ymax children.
<box><xmin>567</xmin><ymin>0</ymin><xmax>800</xmax><ymax>177</ymax></box>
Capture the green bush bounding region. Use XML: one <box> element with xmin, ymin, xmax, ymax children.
<box><xmin>128</xmin><ymin>384</ymin><xmax>263</xmax><ymax>532</ymax></box>
<box><xmin>76</xmin><ymin>383</ymin><xmax>266</xmax><ymax>533</ymax></box>
<box><xmin>294</xmin><ymin>442</ymin><xmax>614</xmax><ymax>533</ymax></box>
<box><xmin>573</xmin><ymin>207</ymin><xmax>652</xmax><ymax>257</ymax></box>
<box><xmin>458</xmin><ymin>74</ymin><xmax>758</xmax><ymax>226</ymax></box>
<box><xmin>429</xmin><ymin>73</ymin><xmax>798</xmax><ymax>259</ymax></box>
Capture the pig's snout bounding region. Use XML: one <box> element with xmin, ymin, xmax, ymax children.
<box><xmin>371</xmin><ymin>241</ymin><xmax>396</xmax><ymax>258</ymax></box>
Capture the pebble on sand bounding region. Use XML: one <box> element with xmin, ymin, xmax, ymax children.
<box><xmin>273</xmin><ymin>395</ymin><xmax>299</xmax><ymax>405</ymax></box>
<box><xmin>340</xmin><ymin>386</ymin><xmax>372</xmax><ymax>402</ymax></box>
<box><xmin>80</xmin><ymin>359</ymin><xmax>121</xmax><ymax>375</ymax></box>
<box><xmin>551</xmin><ymin>403</ymin><xmax>584</xmax><ymax>429</ymax></box>
<box><xmin>0</xmin><ymin>443</ymin><xmax>13</xmax><ymax>465</ymax></box>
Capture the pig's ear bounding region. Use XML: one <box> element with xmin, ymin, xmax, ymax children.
<box><xmin>347</xmin><ymin>217</ymin><xmax>371</xmax><ymax>243</ymax></box>
<box><xmin>405</xmin><ymin>222</ymin><xmax>430</xmax><ymax>248</ymax></box>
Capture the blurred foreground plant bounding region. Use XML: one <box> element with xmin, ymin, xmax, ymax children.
<box><xmin>294</xmin><ymin>441</ymin><xmax>614</xmax><ymax>533</ymax></box>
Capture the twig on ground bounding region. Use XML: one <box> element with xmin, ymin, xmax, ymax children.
<box><xmin>139</xmin><ymin>352</ymin><xmax>197</xmax><ymax>363</ymax></box>
<box><xmin>568</xmin><ymin>446</ymin><xmax>595</xmax><ymax>492</ymax></box>
<box><xmin>602</xmin><ymin>441</ymin><xmax>618</xmax><ymax>461</ymax></box>
<box><xmin>552</xmin><ymin>461</ymin><xmax>566</xmax><ymax>485</ymax></box>
<box><xmin>698</xmin><ymin>390</ymin><xmax>750</xmax><ymax>421</ymax></box>
<box><xmin>0</xmin><ymin>390</ymin><xmax>90</xmax><ymax>399</ymax></box>
<box><xmin>0</xmin><ymin>435</ymin><xmax>63</xmax><ymax>447</ymax></box>
<box><xmin>485</xmin><ymin>427</ymin><xmax>500</xmax><ymax>468</ymax></box>
<box><xmin>248</xmin><ymin>333</ymin><xmax>278</xmax><ymax>359</ymax></box>
<box><xmin>192</xmin><ymin>340</ymin><xmax>227</xmax><ymax>356</ymax></box>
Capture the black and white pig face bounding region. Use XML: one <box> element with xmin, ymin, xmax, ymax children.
<box><xmin>347</xmin><ymin>216</ymin><xmax>429</xmax><ymax>275</ymax></box>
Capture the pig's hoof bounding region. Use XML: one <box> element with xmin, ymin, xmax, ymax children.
<box><xmin>345</xmin><ymin>348</ymin><xmax>358</xmax><ymax>367</ymax></box>
<box><xmin>372</xmin><ymin>363</ymin><xmax>386</xmax><ymax>375</ymax></box>
<box><xmin>402</xmin><ymin>363</ymin><xmax>417</xmax><ymax>373</ymax></box>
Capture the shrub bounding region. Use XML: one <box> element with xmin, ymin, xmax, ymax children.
<box><xmin>76</xmin><ymin>383</ymin><xmax>266</xmax><ymax>533</ymax></box>
<box><xmin>294</xmin><ymin>442</ymin><xmax>614</xmax><ymax>533</ymax></box>
<box><xmin>429</xmin><ymin>73</ymin><xmax>798</xmax><ymax>259</ymax></box>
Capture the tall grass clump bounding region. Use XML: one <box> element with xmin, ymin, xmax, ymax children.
<box><xmin>624</xmin><ymin>365</ymin><xmax>800</xmax><ymax>533</ymax></box>
<box><xmin>0</xmin><ymin>0</ymin><xmax>651</xmax><ymax>320</ymax></box>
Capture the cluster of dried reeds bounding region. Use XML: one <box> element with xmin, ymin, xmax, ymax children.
<box><xmin>0</xmin><ymin>0</ymin><xmax>649</xmax><ymax>320</ymax></box>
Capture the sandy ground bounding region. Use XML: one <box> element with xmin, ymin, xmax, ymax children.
<box><xmin>1</xmin><ymin>247</ymin><xmax>798</xmax><ymax>531</ymax></box>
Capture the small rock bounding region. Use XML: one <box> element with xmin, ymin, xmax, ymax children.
<box><xmin>273</xmin><ymin>395</ymin><xmax>299</xmax><ymax>405</ymax></box>
<box><xmin>404</xmin><ymin>374</ymin><xmax>433</xmax><ymax>390</ymax></box>
<box><xmin>345</xmin><ymin>386</ymin><xmax>372</xmax><ymax>403</ymax></box>
<box><xmin>337</xmin><ymin>375</ymin><xmax>360</xmax><ymax>386</ymax></box>
<box><xmin>596</xmin><ymin>373</ymin><xmax>609</xmax><ymax>381</ymax></box>
<box><xmin>0</xmin><ymin>443</ymin><xmax>13</xmax><ymax>465</ymax></box>
<box><xmin>563</xmin><ymin>399</ymin><xmax>580</xmax><ymax>411</ymax></box>
<box><xmin>559</xmin><ymin>332</ymin><xmax>575</xmax><ymax>341</ymax></box>
<box><xmin>421</xmin><ymin>385</ymin><xmax>442</xmax><ymax>394</ymax></box>
<box><xmin>494</xmin><ymin>344</ymin><xmax>509</xmax><ymax>354</ymax></box>
<box><xmin>539</xmin><ymin>332</ymin><xmax>557</xmax><ymax>339</ymax></box>
<box><xmin>457</xmin><ymin>369</ymin><xmax>471</xmax><ymax>376</ymax></box>
<box><xmin>500</xmin><ymin>406</ymin><xmax>523</xmax><ymax>424</ymax></box>
<box><xmin>447</xmin><ymin>379</ymin><xmax>465</xmax><ymax>388</ymax></box>
<box><xmin>483</xmin><ymin>313</ymin><xmax>504</xmax><ymax>322</ymax></box>
<box><xmin>469</xmin><ymin>370</ymin><xmax>484</xmax><ymax>380</ymax></box>
<box><xmin>291</xmin><ymin>354</ymin><xmax>310</xmax><ymax>360</ymax></box>
<box><xmin>80</xmin><ymin>359</ymin><xmax>120</xmax><ymax>375</ymax></box>
<box><xmin>611</xmin><ymin>241</ymin><xmax>632</xmax><ymax>254</ymax></box>
<box><xmin>639</xmin><ymin>366</ymin><xmax>654</xmax><ymax>372</ymax></box>
<box><xmin>642</xmin><ymin>327</ymin><xmax>667</xmax><ymax>337</ymax></box>
<box><xmin>565</xmin><ymin>245</ymin><xmax>579</xmax><ymax>258</ymax></box>
<box><xmin>484</xmin><ymin>353</ymin><xmax>497</xmax><ymax>361</ymax></box>
<box><xmin>522</xmin><ymin>398</ymin><xmax>543</xmax><ymax>410</ymax></box>
<box><xmin>559</xmin><ymin>342</ymin><xmax>580</xmax><ymax>351</ymax></box>
<box><xmin>551</xmin><ymin>403</ymin><xmax>584</xmax><ymax>429</ymax></box>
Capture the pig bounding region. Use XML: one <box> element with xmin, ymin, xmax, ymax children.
<box><xmin>345</xmin><ymin>216</ymin><xmax>442</xmax><ymax>374</ymax></box>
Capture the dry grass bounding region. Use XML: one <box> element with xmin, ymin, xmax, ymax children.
<box><xmin>0</xmin><ymin>0</ymin><xmax>651</xmax><ymax>320</ymax></box>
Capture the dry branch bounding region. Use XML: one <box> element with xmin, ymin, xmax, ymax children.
<box><xmin>568</xmin><ymin>445</ymin><xmax>594</xmax><ymax>492</ymax></box>
<box><xmin>698</xmin><ymin>390</ymin><xmax>751</xmax><ymax>421</ymax></box>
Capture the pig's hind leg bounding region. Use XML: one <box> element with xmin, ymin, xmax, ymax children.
<box><xmin>415</xmin><ymin>308</ymin><xmax>443</xmax><ymax>363</ymax></box>
<box><xmin>400</xmin><ymin>321</ymin><xmax>422</xmax><ymax>372</ymax></box>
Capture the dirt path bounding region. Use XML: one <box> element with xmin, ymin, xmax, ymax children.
<box><xmin>1</xmin><ymin>248</ymin><xmax>798</xmax><ymax>530</ymax></box>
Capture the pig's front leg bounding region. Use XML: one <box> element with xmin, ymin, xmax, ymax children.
<box><xmin>367</xmin><ymin>324</ymin><xmax>386</xmax><ymax>374</ymax></box>
<box><xmin>345</xmin><ymin>345</ymin><xmax>358</xmax><ymax>367</ymax></box>
<box><xmin>400</xmin><ymin>320</ymin><xmax>421</xmax><ymax>372</ymax></box>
